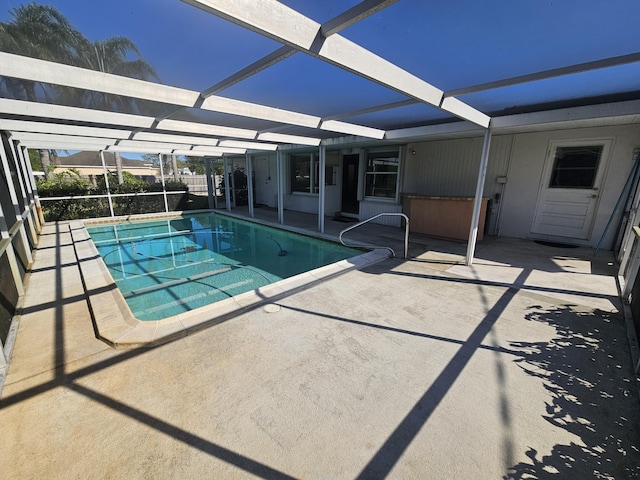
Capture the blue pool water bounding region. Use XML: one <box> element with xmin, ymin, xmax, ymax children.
<box><xmin>87</xmin><ymin>213</ymin><xmax>359</xmax><ymax>320</ymax></box>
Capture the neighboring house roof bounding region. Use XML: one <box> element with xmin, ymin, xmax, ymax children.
<box><xmin>53</xmin><ymin>151</ymin><xmax>149</xmax><ymax>168</ymax></box>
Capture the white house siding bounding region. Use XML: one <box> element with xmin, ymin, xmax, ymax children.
<box><xmin>282</xmin><ymin>150</ymin><xmax>342</xmax><ymax>216</ymax></box>
<box><xmin>284</xmin><ymin>193</ymin><xmax>317</xmax><ymax>213</ymax></box>
<box><xmin>402</xmin><ymin>136</ymin><xmax>512</xmax><ymax>235</ymax></box>
<box><xmin>359</xmin><ymin>200</ymin><xmax>403</xmax><ymax>227</ymax></box>
<box><xmin>499</xmin><ymin>124</ymin><xmax>640</xmax><ymax>249</ymax></box>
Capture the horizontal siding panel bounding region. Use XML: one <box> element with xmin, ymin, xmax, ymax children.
<box><xmin>359</xmin><ymin>201</ymin><xmax>403</xmax><ymax>227</ymax></box>
<box><xmin>403</xmin><ymin>135</ymin><xmax>513</xmax><ymax>235</ymax></box>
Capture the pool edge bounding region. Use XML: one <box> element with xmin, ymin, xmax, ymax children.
<box><xmin>71</xmin><ymin>217</ymin><xmax>389</xmax><ymax>349</ymax></box>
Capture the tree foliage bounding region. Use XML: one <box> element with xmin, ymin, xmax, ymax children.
<box><xmin>0</xmin><ymin>3</ymin><xmax>160</xmax><ymax>180</ymax></box>
<box><xmin>0</xmin><ymin>3</ymin><xmax>159</xmax><ymax>105</ymax></box>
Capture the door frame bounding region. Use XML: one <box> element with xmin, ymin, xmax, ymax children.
<box><xmin>341</xmin><ymin>153</ymin><xmax>360</xmax><ymax>216</ymax></box>
<box><xmin>531</xmin><ymin>137</ymin><xmax>613</xmax><ymax>241</ymax></box>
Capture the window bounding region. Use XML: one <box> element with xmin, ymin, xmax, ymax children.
<box><xmin>364</xmin><ymin>151</ymin><xmax>399</xmax><ymax>199</ymax></box>
<box><xmin>549</xmin><ymin>145</ymin><xmax>603</xmax><ymax>189</ymax></box>
<box><xmin>290</xmin><ymin>153</ymin><xmax>337</xmax><ymax>193</ymax></box>
<box><xmin>291</xmin><ymin>154</ymin><xmax>314</xmax><ymax>193</ymax></box>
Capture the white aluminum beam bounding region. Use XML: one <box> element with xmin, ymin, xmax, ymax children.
<box><xmin>323</xmin><ymin>99</ymin><xmax>418</xmax><ymax>122</ymax></box>
<box><xmin>0</xmin><ymin>119</ymin><xmax>131</xmax><ymax>139</ymax></box>
<box><xmin>0</xmin><ymin>52</ymin><xmax>199</xmax><ymax>106</ymax></box>
<box><xmin>172</xmin><ymin>149</ymin><xmax>216</xmax><ymax>157</ymax></box>
<box><xmin>202</xmin><ymin>46</ymin><xmax>297</xmax><ymax>97</ymax></box>
<box><xmin>106</xmin><ymin>145</ymin><xmax>174</xmax><ymax>154</ymax></box>
<box><xmin>19</xmin><ymin>141</ymin><xmax>110</xmax><ymax>151</ymax></box>
<box><xmin>320</xmin><ymin>0</ymin><xmax>399</xmax><ymax>37</ymax></box>
<box><xmin>0</xmin><ymin>53</ymin><xmax>390</xmax><ymax>138</ymax></box>
<box><xmin>446</xmin><ymin>51</ymin><xmax>640</xmax><ymax>98</ymax></box>
<box><xmin>440</xmin><ymin>97</ymin><xmax>491</xmax><ymax>129</ymax></box>
<box><xmin>384</xmin><ymin>121</ymin><xmax>482</xmax><ymax>142</ymax></box>
<box><xmin>200</xmin><ymin>0</ymin><xmax>398</xmax><ymax>96</ymax></box>
<box><xmin>10</xmin><ymin>131</ymin><xmax>117</xmax><ymax>146</ymax></box>
<box><xmin>318</xmin><ymin>145</ymin><xmax>326</xmax><ymax>232</ymax></box>
<box><xmin>199</xmin><ymin>95</ymin><xmax>321</xmax><ymax>128</ymax></box>
<box><xmin>192</xmin><ymin>145</ymin><xmax>247</xmax><ymax>155</ymax></box>
<box><xmin>319</xmin><ymin>120</ymin><xmax>385</xmax><ymax>139</ymax></box>
<box><xmin>132</xmin><ymin>131</ymin><xmax>219</xmax><ymax>146</ymax></box>
<box><xmin>0</xmin><ymin>53</ymin><xmax>320</xmax><ymax>133</ymax></box>
<box><xmin>155</xmin><ymin>118</ymin><xmax>256</xmax><ymax>139</ymax></box>
<box><xmin>0</xmin><ymin>98</ymin><xmax>155</xmax><ymax>129</ymax></box>
<box><xmin>257</xmin><ymin>132</ymin><xmax>321</xmax><ymax>146</ymax></box>
<box><xmin>276</xmin><ymin>149</ymin><xmax>284</xmax><ymax>224</ymax></box>
<box><xmin>246</xmin><ymin>153</ymin><xmax>254</xmax><ymax>218</ymax></box>
<box><xmin>466</xmin><ymin>129</ymin><xmax>492</xmax><ymax>265</ymax></box>
<box><xmin>116</xmin><ymin>139</ymin><xmax>194</xmax><ymax>151</ymax></box>
<box><xmin>0</xmin><ymin>99</ymin><xmax>259</xmax><ymax>142</ymax></box>
<box><xmin>183</xmin><ymin>0</ymin><xmax>490</xmax><ymax>127</ymax></box>
<box><xmin>218</xmin><ymin>139</ymin><xmax>278</xmax><ymax>151</ymax></box>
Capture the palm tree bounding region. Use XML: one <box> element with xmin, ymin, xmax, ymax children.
<box><xmin>76</xmin><ymin>37</ymin><xmax>159</xmax><ymax>183</ymax></box>
<box><xmin>0</xmin><ymin>3</ymin><xmax>85</xmax><ymax>101</ymax></box>
<box><xmin>78</xmin><ymin>36</ymin><xmax>159</xmax><ymax>112</ymax></box>
<box><xmin>0</xmin><ymin>4</ymin><xmax>159</xmax><ymax>182</ymax></box>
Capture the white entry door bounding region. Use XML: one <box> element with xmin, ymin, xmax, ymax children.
<box><xmin>532</xmin><ymin>139</ymin><xmax>612</xmax><ymax>239</ymax></box>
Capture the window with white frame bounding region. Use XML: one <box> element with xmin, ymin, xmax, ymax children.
<box><xmin>290</xmin><ymin>153</ymin><xmax>317</xmax><ymax>193</ymax></box>
<box><xmin>548</xmin><ymin>145</ymin><xmax>603</xmax><ymax>189</ymax></box>
<box><xmin>290</xmin><ymin>153</ymin><xmax>337</xmax><ymax>194</ymax></box>
<box><xmin>364</xmin><ymin>150</ymin><xmax>400</xmax><ymax>199</ymax></box>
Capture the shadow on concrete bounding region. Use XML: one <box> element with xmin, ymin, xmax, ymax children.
<box><xmin>504</xmin><ymin>305</ymin><xmax>640</xmax><ymax>479</ymax></box>
<box><xmin>2</xmin><ymin>222</ymin><xmax>297</xmax><ymax>480</ymax></box>
<box><xmin>355</xmin><ymin>270</ymin><xmax>528</xmax><ymax>478</ymax></box>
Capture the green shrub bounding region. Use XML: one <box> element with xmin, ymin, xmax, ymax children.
<box><xmin>36</xmin><ymin>169</ymin><xmax>93</xmax><ymax>197</ymax></box>
<box><xmin>37</xmin><ymin>170</ymin><xmax>192</xmax><ymax>221</ymax></box>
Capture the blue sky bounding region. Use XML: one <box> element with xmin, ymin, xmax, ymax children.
<box><xmin>2</xmin><ymin>0</ymin><xmax>639</xmax><ymax>133</ymax></box>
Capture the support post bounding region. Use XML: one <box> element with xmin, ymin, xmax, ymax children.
<box><xmin>223</xmin><ymin>155</ymin><xmax>232</xmax><ymax>212</ymax></box>
<box><xmin>466</xmin><ymin>128</ymin><xmax>492</xmax><ymax>266</ymax></box>
<box><xmin>318</xmin><ymin>145</ymin><xmax>326</xmax><ymax>232</ymax></box>
<box><xmin>277</xmin><ymin>149</ymin><xmax>284</xmax><ymax>224</ymax></box>
<box><xmin>99</xmin><ymin>151</ymin><xmax>115</xmax><ymax>217</ymax></box>
<box><xmin>246</xmin><ymin>153</ymin><xmax>255</xmax><ymax>218</ymax></box>
<box><xmin>0</xmin><ymin>136</ymin><xmax>32</xmax><ymax>266</ymax></box>
<box><xmin>16</xmin><ymin>143</ymin><xmax>41</xmax><ymax>232</ymax></box>
<box><xmin>7</xmin><ymin>136</ymin><xmax>37</xmax><ymax>242</ymax></box>
<box><xmin>21</xmin><ymin>145</ymin><xmax>44</xmax><ymax>225</ymax></box>
<box><xmin>0</xmin><ymin>199</ymin><xmax>24</xmax><ymax>296</ymax></box>
<box><xmin>205</xmin><ymin>158</ymin><xmax>215</xmax><ymax>209</ymax></box>
<box><xmin>158</xmin><ymin>153</ymin><xmax>169</xmax><ymax>213</ymax></box>
<box><xmin>229</xmin><ymin>156</ymin><xmax>237</xmax><ymax>208</ymax></box>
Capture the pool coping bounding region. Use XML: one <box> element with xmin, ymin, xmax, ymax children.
<box><xmin>70</xmin><ymin>213</ymin><xmax>389</xmax><ymax>349</ymax></box>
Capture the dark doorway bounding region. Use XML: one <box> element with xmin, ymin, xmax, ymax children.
<box><xmin>341</xmin><ymin>154</ymin><xmax>359</xmax><ymax>214</ymax></box>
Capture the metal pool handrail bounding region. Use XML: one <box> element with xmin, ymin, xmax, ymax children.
<box><xmin>339</xmin><ymin>213</ymin><xmax>409</xmax><ymax>259</ymax></box>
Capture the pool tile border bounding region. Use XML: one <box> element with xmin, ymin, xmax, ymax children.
<box><xmin>70</xmin><ymin>216</ymin><xmax>389</xmax><ymax>349</ymax></box>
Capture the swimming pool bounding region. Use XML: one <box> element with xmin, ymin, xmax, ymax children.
<box><xmin>87</xmin><ymin>212</ymin><xmax>360</xmax><ymax>320</ymax></box>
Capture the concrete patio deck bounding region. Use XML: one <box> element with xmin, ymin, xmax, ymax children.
<box><xmin>1</xmin><ymin>209</ymin><xmax>639</xmax><ymax>479</ymax></box>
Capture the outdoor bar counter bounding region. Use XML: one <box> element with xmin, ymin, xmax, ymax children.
<box><xmin>402</xmin><ymin>194</ymin><xmax>489</xmax><ymax>241</ymax></box>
